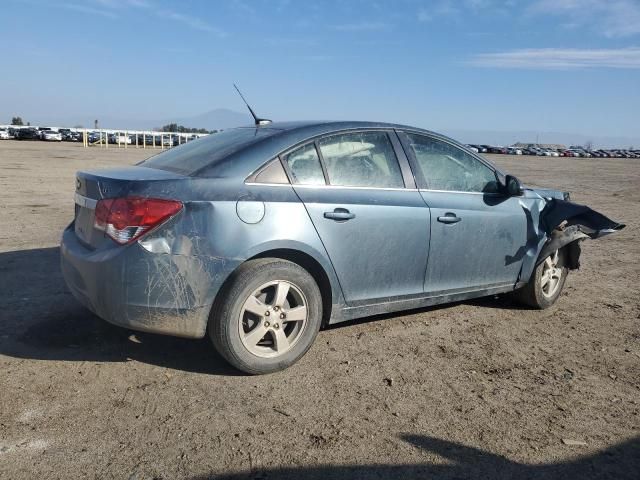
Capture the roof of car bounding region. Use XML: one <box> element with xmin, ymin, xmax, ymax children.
<box><xmin>199</xmin><ymin>120</ymin><xmax>456</xmax><ymax>178</ymax></box>
<box><xmin>239</xmin><ymin>120</ymin><xmax>435</xmax><ymax>135</ymax></box>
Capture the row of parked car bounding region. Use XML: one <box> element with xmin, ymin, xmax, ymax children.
<box><xmin>2</xmin><ymin>126</ymin><xmax>637</xmax><ymax>158</ymax></box>
<box><xmin>0</xmin><ymin>126</ymin><xmax>75</xmax><ymax>141</ymax></box>
<box><xmin>86</xmin><ymin>131</ymin><xmax>200</xmax><ymax>147</ymax></box>
<box><xmin>466</xmin><ymin>144</ymin><xmax>640</xmax><ymax>159</ymax></box>
<box><xmin>0</xmin><ymin>126</ymin><xmax>203</xmax><ymax>147</ymax></box>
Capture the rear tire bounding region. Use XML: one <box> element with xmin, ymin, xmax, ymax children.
<box><xmin>514</xmin><ymin>249</ymin><xmax>568</xmax><ymax>309</ymax></box>
<box><xmin>209</xmin><ymin>258</ymin><xmax>322</xmax><ymax>374</ymax></box>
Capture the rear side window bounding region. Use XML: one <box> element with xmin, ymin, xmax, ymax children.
<box><xmin>318</xmin><ymin>132</ymin><xmax>404</xmax><ymax>188</ymax></box>
<box><xmin>140</xmin><ymin>128</ymin><xmax>278</xmax><ymax>175</ymax></box>
<box><xmin>283</xmin><ymin>143</ymin><xmax>325</xmax><ymax>185</ymax></box>
<box><xmin>252</xmin><ymin>159</ymin><xmax>290</xmax><ymax>184</ymax></box>
<box><xmin>406</xmin><ymin>133</ymin><xmax>499</xmax><ymax>193</ymax></box>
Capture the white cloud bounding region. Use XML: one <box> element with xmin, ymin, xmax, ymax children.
<box><xmin>417</xmin><ymin>0</ymin><xmax>515</xmax><ymax>23</ymax></box>
<box><xmin>230</xmin><ymin>0</ymin><xmax>256</xmax><ymax>15</ymax></box>
<box><xmin>529</xmin><ymin>0</ymin><xmax>640</xmax><ymax>37</ymax></box>
<box><xmin>91</xmin><ymin>0</ymin><xmax>148</xmax><ymax>8</ymax></box>
<box><xmin>331</xmin><ymin>22</ymin><xmax>391</xmax><ymax>32</ymax></box>
<box><xmin>417</xmin><ymin>9</ymin><xmax>432</xmax><ymax>22</ymax></box>
<box><xmin>62</xmin><ymin>3</ymin><xmax>117</xmax><ymax>18</ymax></box>
<box><xmin>417</xmin><ymin>0</ymin><xmax>461</xmax><ymax>21</ymax></box>
<box><xmin>157</xmin><ymin>10</ymin><xmax>227</xmax><ymax>36</ymax></box>
<box><xmin>467</xmin><ymin>47</ymin><xmax>640</xmax><ymax>69</ymax></box>
<box><xmin>60</xmin><ymin>1</ymin><xmax>225</xmax><ymax>35</ymax></box>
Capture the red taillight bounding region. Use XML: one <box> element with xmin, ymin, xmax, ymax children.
<box><xmin>94</xmin><ymin>197</ymin><xmax>183</xmax><ymax>244</ymax></box>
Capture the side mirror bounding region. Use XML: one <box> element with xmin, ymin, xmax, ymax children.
<box><xmin>505</xmin><ymin>175</ymin><xmax>524</xmax><ymax>196</ymax></box>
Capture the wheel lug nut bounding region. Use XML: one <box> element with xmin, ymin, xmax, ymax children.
<box><xmin>274</xmin><ymin>306</ymin><xmax>280</xmax><ymax>311</ymax></box>
<box><xmin>274</xmin><ymin>323</ymin><xmax>279</xmax><ymax>329</ymax></box>
<box><xmin>264</xmin><ymin>311</ymin><xmax>270</xmax><ymax>316</ymax></box>
<box><xmin>264</xmin><ymin>321</ymin><xmax>270</xmax><ymax>327</ymax></box>
<box><xmin>280</xmin><ymin>313</ymin><xmax>286</xmax><ymax>319</ymax></box>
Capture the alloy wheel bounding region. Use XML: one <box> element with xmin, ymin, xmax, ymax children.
<box><xmin>540</xmin><ymin>250</ymin><xmax>563</xmax><ymax>298</ymax></box>
<box><xmin>238</xmin><ymin>280</ymin><xmax>308</xmax><ymax>358</ymax></box>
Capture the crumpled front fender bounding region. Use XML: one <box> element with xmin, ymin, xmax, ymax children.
<box><xmin>540</xmin><ymin>198</ymin><xmax>625</xmax><ymax>238</ymax></box>
<box><xmin>519</xmin><ymin>196</ymin><xmax>625</xmax><ymax>283</ymax></box>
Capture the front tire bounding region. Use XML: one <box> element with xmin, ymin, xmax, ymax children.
<box><xmin>209</xmin><ymin>258</ymin><xmax>323</xmax><ymax>374</ymax></box>
<box><xmin>514</xmin><ymin>249</ymin><xmax>568</xmax><ymax>309</ymax></box>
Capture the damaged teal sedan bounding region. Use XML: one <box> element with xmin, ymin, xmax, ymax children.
<box><xmin>60</xmin><ymin>121</ymin><xmax>624</xmax><ymax>374</ymax></box>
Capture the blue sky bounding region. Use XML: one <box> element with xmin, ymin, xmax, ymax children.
<box><xmin>1</xmin><ymin>0</ymin><xmax>639</xmax><ymax>143</ymax></box>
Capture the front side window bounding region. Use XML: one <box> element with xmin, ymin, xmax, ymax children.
<box><xmin>318</xmin><ymin>132</ymin><xmax>404</xmax><ymax>188</ymax></box>
<box><xmin>283</xmin><ymin>143</ymin><xmax>325</xmax><ymax>185</ymax></box>
<box><xmin>405</xmin><ymin>133</ymin><xmax>499</xmax><ymax>193</ymax></box>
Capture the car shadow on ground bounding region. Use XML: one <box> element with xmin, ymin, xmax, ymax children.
<box><xmin>466</xmin><ymin>294</ymin><xmax>533</xmax><ymax>311</ymax></box>
<box><xmin>325</xmin><ymin>292</ymin><xmax>531</xmax><ymax>333</ymax></box>
<box><xmin>0</xmin><ymin>246</ymin><xmax>240</xmax><ymax>376</ymax></box>
<box><xmin>192</xmin><ymin>433</ymin><xmax>640</xmax><ymax>479</ymax></box>
<box><xmin>0</xmin><ymin>246</ymin><xmax>528</xmax><ymax>375</ymax></box>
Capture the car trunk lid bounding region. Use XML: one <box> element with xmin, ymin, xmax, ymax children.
<box><xmin>74</xmin><ymin>166</ymin><xmax>187</xmax><ymax>248</ymax></box>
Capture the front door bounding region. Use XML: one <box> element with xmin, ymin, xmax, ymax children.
<box><xmin>399</xmin><ymin>131</ymin><xmax>528</xmax><ymax>293</ymax></box>
<box><xmin>283</xmin><ymin>130</ymin><xmax>431</xmax><ymax>304</ymax></box>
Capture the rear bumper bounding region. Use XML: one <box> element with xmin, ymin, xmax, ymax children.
<box><xmin>60</xmin><ymin>225</ymin><xmax>216</xmax><ymax>338</ymax></box>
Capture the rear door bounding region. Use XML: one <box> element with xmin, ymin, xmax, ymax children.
<box><xmin>284</xmin><ymin>130</ymin><xmax>431</xmax><ymax>305</ymax></box>
<box><xmin>398</xmin><ymin>131</ymin><xmax>528</xmax><ymax>293</ymax></box>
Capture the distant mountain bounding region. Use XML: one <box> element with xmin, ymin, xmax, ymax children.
<box><xmin>171</xmin><ymin>108</ymin><xmax>252</xmax><ymax>131</ymax></box>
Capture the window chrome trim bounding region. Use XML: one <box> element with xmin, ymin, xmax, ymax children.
<box><xmin>244</xmin><ymin>182</ymin><xmax>296</xmax><ymax>188</ymax></box>
<box><xmin>244</xmin><ymin>182</ymin><xmax>418</xmax><ymax>192</ymax></box>
<box><xmin>245</xmin><ymin>182</ymin><xmax>504</xmax><ymax>195</ymax></box>
<box><xmin>74</xmin><ymin>193</ymin><xmax>97</xmax><ymax>209</ymax></box>
<box><xmin>419</xmin><ymin>188</ymin><xmax>502</xmax><ymax>196</ymax></box>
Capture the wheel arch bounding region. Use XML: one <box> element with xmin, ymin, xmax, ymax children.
<box><xmin>208</xmin><ymin>244</ymin><xmax>342</xmax><ymax>329</ymax></box>
<box><xmin>536</xmin><ymin>225</ymin><xmax>589</xmax><ymax>270</ymax></box>
<box><xmin>248</xmin><ymin>248</ymin><xmax>335</xmax><ymax>327</ymax></box>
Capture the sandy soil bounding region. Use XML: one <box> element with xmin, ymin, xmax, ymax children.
<box><xmin>0</xmin><ymin>141</ymin><xmax>638</xmax><ymax>479</ymax></box>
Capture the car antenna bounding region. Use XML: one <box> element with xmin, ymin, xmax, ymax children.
<box><xmin>233</xmin><ymin>83</ymin><xmax>272</xmax><ymax>126</ymax></box>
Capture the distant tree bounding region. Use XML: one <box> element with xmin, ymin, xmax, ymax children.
<box><xmin>73</xmin><ymin>125</ymin><xmax>84</xmax><ymax>128</ymax></box>
<box><xmin>159</xmin><ymin>123</ymin><xmax>213</xmax><ymax>134</ymax></box>
<box><xmin>11</xmin><ymin>116</ymin><xmax>24</xmax><ymax>126</ymax></box>
<box><xmin>162</xmin><ymin>123</ymin><xmax>179</xmax><ymax>132</ymax></box>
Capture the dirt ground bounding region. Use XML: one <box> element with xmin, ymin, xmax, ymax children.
<box><xmin>0</xmin><ymin>141</ymin><xmax>638</xmax><ymax>479</ymax></box>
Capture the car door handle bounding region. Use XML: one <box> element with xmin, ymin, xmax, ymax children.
<box><xmin>437</xmin><ymin>213</ymin><xmax>461</xmax><ymax>224</ymax></box>
<box><xmin>324</xmin><ymin>208</ymin><xmax>355</xmax><ymax>221</ymax></box>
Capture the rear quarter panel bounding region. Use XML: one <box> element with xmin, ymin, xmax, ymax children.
<box><xmin>140</xmin><ymin>179</ymin><xmax>345</xmax><ymax>318</ymax></box>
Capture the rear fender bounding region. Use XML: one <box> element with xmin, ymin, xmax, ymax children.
<box><xmin>243</xmin><ymin>239</ymin><xmax>345</xmax><ymax>309</ymax></box>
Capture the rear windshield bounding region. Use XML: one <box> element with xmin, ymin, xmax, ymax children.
<box><xmin>139</xmin><ymin>127</ymin><xmax>278</xmax><ymax>175</ymax></box>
